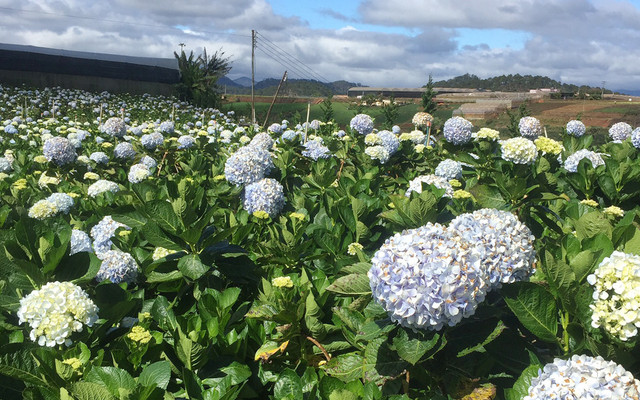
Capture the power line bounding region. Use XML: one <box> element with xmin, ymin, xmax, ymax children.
<box><xmin>255</xmin><ymin>31</ymin><xmax>330</xmax><ymax>83</ymax></box>
<box><xmin>255</xmin><ymin>39</ymin><xmax>325</xmax><ymax>83</ymax></box>
<box><xmin>0</xmin><ymin>6</ymin><xmax>251</xmax><ymax>38</ymax></box>
<box><xmin>255</xmin><ymin>46</ymin><xmax>309</xmax><ymax>80</ymax></box>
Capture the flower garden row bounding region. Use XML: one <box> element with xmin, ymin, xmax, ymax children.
<box><xmin>1</xmin><ymin>84</ymin><xmax>640</xmax><ymax>399</ymax></box>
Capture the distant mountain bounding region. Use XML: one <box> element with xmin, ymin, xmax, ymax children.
<box><xmin>233</xmin><ymin>77</ymin><xmax>252</xmax><ymax>87</ymax></box>
<box><xmin>217</xmin><ymin>76</ymin><xmax>242</xmax><ymax>88</ymax></box>
<box><xmin>614</xmin><ymin>89</ymin><xmax>640</xmax><ymax>96</ymax></box>
<box><xmin>220</xmin><ymin>78</ymin><xmax>361</xmax><ymax>97</ymax></box>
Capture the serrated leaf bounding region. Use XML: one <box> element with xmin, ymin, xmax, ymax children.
<box><xmin>457</xmin><ymin>321</ymin><xmax>505</xmax><ymax>357</ymax></box>
<box><xmin>502</xmin><ymin>282</ymin><xmax>558</xmax><ymax>343</ymax></box>
<box><xmin>470</xmin><ymin>184</ymin><xmax>506</xmax><ymax>209</ymax></box>
<box><xmin>85</xmin><ymin>366</ymin><xmax>136</xmax><ymax>397</ymax></box>
<box><xmin>147</xmin><ymin>200</ymin><xmax>183</xmax><ymax>234</ymax></box>
<box><xmin>574</xmin><ymin>211</ymin><xmax>612</xmax><ymax>240</ymax></box>
<box><xmin>323</xmin><ymin>353</ymin><xmax>365</xmax><ymax>382</ymax></box>
<box><xmin>504</xmin><ymin>365</ymin><xmax>541</xmax><ymax>400</ymax></box>
<box><xmin>177</xmin><ymin>254</ymin><xmax>208</xmax><ymax>280</ymax></box>
<box><xmin>363</xmin><ymin>337</ymin><xmax>407</xmax><ymax>384</ymax></box>
<box><xmin>71</xmin><ymin>382</ymin><xmax>117</xmax><ymax>400</ymax></box>
<box><xmin>326</xmin><ymin>274</ymin><xmax>371</xmax><ymax>295</ymax></box>
<box><xmin>392</xmin><ymin>329</ymin><xmax>442</xmax><ymax>365</ymax></box>
<box><xmin>139</xmin><ymin>361</ymin><xmax>171</xmax><ymax>390</ymax></box>
<box><xmin>150</xmin><ymin>296</ymin><xmax>177</xmax><ymax>332</ymax></box>
<box><xmin>146</xmin><ymin>270</ymin><xmax>183</xmax><ymax>283</ymax></box>
<box><xmin>274</xmin><ymin>369</ymin><xmax>303</xmax><ymax>400</ymax></box>
<box><xmin>341</xmin><ymin>262</ymin><xmax>371</xmax><ymax>275</ymax></box>
<box><xmin>569</xmin><ymin>250</ymin><xmax>597</xmax><ymax>283</ymax></box>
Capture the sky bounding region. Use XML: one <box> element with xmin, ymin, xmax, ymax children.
<box><xmin>2</xmin><ymin>0</ymin><xmax>640</xmax><ymax>91</ymax></box>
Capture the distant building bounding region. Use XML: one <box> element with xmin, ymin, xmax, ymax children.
<box><xmin>0</xmin><ymin>43</ymin><xmax>179</xmax><ymax>95</ymax></box>
<box><xmin>347</xmin><ymin>86</ymin><xmax>477</xmax><ymax>98</ymax></box>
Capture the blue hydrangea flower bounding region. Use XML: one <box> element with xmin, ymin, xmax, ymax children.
<box><xmin>100</xmin><ymin>117</ymin><xmax>126</xmax><ymax>137</ymax></box>
<box><xmin>566</xmin><ymin>120</ymin><xmax>586</xmax><ymax>137</ymax></box>
<box><xmin>302</xmin><ymin>138</ymin><xmax>331</xmax><ymax>160</ymax></box>
<box><xmin>435</xmin><ymin>159</ymin><xmax>462</xmax><ymax>180</ymax></box>
<box><xmin>90</xmin><ymin>151</ymin><xmax>109</xmax><ymax>164</ymax></box>
<box><xmin>224</xmin><ymin>146</ymin><xmax>274</xmax><ymax>186</ymax></box>
<box><xmin>4</xmin><ymin>124</ymin><xmax>17</xmax><ymax>134</ymax></box>
<box><xmin>392</xmin><ymin>125</ymin><xmax>401</xmax><ymax>134</ymax></box>
<box><xmin>333</xmin><ymin>130</ymin><xmax>346</xmax><ymax>138</ymax></box>
<box><xmin>518</xmin><ymin>116</ymin><xmax>542</xmax><ymax>138</ymax></box>
<box><xmin>350</xmin><ymin>114</ymin><xmax>374</xmax><ymax>135</ymax></box>
<box><xmin>443</xmin><ymin>117</ymin><xmax>473</xmax><ymax>145</ymax></box>
<box><xmin>369</xmin><ymin>222</ymin><xmax>488</xmax><ymax>330</ymax></box>
<box><xmin>364</xmin><ymin>145</ymin><xmax>390</xmax><ymax>164</ymax></box>
<box><xmin>177</xmin><ymin>135</ymin><xmax>195</xmax><ymax>149</ymax></box>
<box><xmin>43</xmin><ymin>137</ymin><xmax>77</xmax><ymax>166</ymax></box>
<box><xmin>609</xmin><ymin>122</ymin><xmax>632</xmax><ymax>142</ymax></box>
<box><xmin>88</xmin><ymin>179</ymin><xmax>119</xmax><ymax>197</ymax></box>
<box><xmin>280</xmin><ymin>130</ymin><xmax>298</xmax><ymax>141</ymax></box>
<box><xmin>140</xmin><ymin>155</ymin><xmax>157</xmax><ymax>169</ymax></box>
<box><xmin>90</xmin><ymin>216</ymin><xmax>130</xmax><ymax>258</ymax></box>
<box><xmin>268</xmin><ymin>123</ymin><xmax>282</xmax><ymax>134</ymax></box>
<box><xmin>114</xmin><ymin>142</ymin><xmax>136</xmax><ymax>160</ymax></box>
<box><xmin>563</xmin><ymin>149</ymin><xmax>605</xmax><ymax>172</ymax></box>
<box><xmin>46</xmin><ymin>193</ymin><xmax>74</xmax><ymax>214</ymax></box>
<box><xmin>140</xmin><ymin>132</ymin><xmax>164</xmax><ymax>150</ymax></box>
<box><xmin>243</xmin><ymin>178</ymin><xmax>285</xmax><ymax>218</ymax></box>
<box><xmin>70</xmin><ymin>229</ymin><xmax>92</xmax><ymax>255</ymax></box>
<box><xmin>377</xmin><ymin>130</ymin><xmax>400</xmax><ymax>155</ymax></box>
<box><xmin>96</xmin><ymin>250</ymin><xmax>139</xmax><ymax>284</ymax></box>
<box><xmin>632</xmin><ymin>128</ymin><xmax>640</xmax><ymax>149</ymax></box>
<box><xmin>249</xmin><ymin>132</ymin><xmax>274</xmax><ymax>150</ymax></box>
<box><xmin>0</xmin><ymin>156</ymin><xmax>12</xmax><ymax>172</ymax></box>
<box><xmin>450</xmin><ymin>209</ymin><xmax>536</xmax><ymax>288</ymax></box>
<box><xmin>305</xmin><ymin>120</ymin><xmax>321</xmax><ymax>130</ymax></box>
<box><xmin>159</xmin><ymin>121</ymin><xmax>174</xmax><ymax>134</ymax></box>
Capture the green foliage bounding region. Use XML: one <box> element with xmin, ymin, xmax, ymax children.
<box><xmin>421</xmin><ymin>74</ymin><xmax>437</xmax><ymax>114</ymax></box>
<box><xmin>174</xmin><ymin>48</ymin><xmax>231</xmax><ymax>108</ymax></box>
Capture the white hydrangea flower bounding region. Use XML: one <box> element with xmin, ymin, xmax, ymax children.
<box><xmin>588</xmin><ymin>251</ymin><xmax>640</xmax><ymax>341</ymax></box>
<box><xmin>406</xmin><ymin>174</ymin><xmax>453</xmax><ymax>198</ymax></box>
<box><xmin>500</xmin><ymin>137</ymin><xmax>538</xmax><ymax>165</ymax></box>
<box><xmin>17</xmin><ymin>281</ymin><xmax>99</xmax><ymax>347</ymax></box>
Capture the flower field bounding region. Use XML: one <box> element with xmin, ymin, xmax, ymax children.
<box><xmin>2</xmin><ymin>85</ymin><xmax>640</xmax><ymax>399</ymax></box>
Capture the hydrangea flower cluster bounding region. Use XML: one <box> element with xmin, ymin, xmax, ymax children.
<box><xmin>369</xmin><ymin>209</ymin><xmax>536</xmax><ymax>331</ymax></box>
<box><xmin>518</xmin><ymin>116</ymin><xmax>542</xmax><ymax>138</ymax></box>
<box><xmin>43</xmin><ymin>136</ymin><xmax>77</xmax><ymax>166</ymax></box>
<box><xmin>268</xmin><ymin>123</ymin><xmax>282</xmax><ymax>134</ymax></box>
<box><xmin>128</xmin><ymin>163</ymin><xmax>151</xmax><ymax>183</ymax></box>
<box><xmin>96</xmin><ymin>250</ymin><xmax>139</xmax><ymax>284</ymax></box>
<box><xmin>435</xmin><ymin>159</ymin><xmax>462</xmax><ymax>180</ymax></box>
<box><xmin>364</xmin><ymin>130</ymin><xmax>399</xmax><ymax>164</ymax></box>
<box><xmin>364</xmin><ymin>146</ymin><xmax>391</xmax><ymax>164</ymax></box>
<box><xmin>249</xmin><ymin>132</ymin><xmax>274</xmax><ymax>150</ymax></box>
<box><xmin>406</xmin><ymin>174</ymin><xmax>454</xmax><ymax>198</ymax></box>
<box><xmin>302</xmin><ymin>138</ymin><xmax>331</xmax><ymax>160</ymax></box>
<box><xmin>89</xmin><ymin>151</ymin><xmax>109</xmax><ymax>164</ymax></box>
<box><xmin>349</xmin><ymin>114</ymin><xmax>374</xmax><ymax>135</ymax></box>
<box><xmin>101</xmin><ymin>117</ymin><xmax>127</xmax><ymax>137</ymax></box>
<box><xmin>609</xmin><ymin>122</ymin><xmax>633</xmax><ymax>142</ymax></box>
<box><xmin>140</xmin><ymin>155</ymin><xmax>157</xmax><ymax>169</ymax></box>
<box><xmin>88</xmin><ymin>179</ymin><xmax>119</xmax><ymax>197</ymax></box>
<box><xmin>17</xmin><ymin>281</ymin><xmax>99</xmax><ymax>347</ymax></box>
<box><xmin>450</xmin><ymin>209</ymin><xmax>536</xmax><ymax>287</ymax></box>
<box><xmin>587</xmin><ymin>251</ymin><xmax>640</xmax><ymax>341</ymax></box>
<box><xmin>0</xmin><ymin>156</ymin><xmax>12</xmax><ymax>172</ymax></box>
<box><xmin>534</xmin><ymin>136</ymin><xmax>564</xmax><ymax>156</ymax></box>
<box><xmin>113</xmin><ymin>142</ymin><xmax>136</xmax><ymax>160</ymax></box>
<box><xmin>399</xmin><ymin>130</ymin><xmax>426</xmax><ymax>144</ymax></box>
<box><xmin>224</xmin><ymin>146</ymin><xmax>274</xmax><ymax>186</ymax></box>
<box><xmin>377</xmin><ymin>130</ymin><xmax>400</xmax><ymax>155</ymax></box>
<box><xmin>177</xmin><ymin>135</ymin><xmax>195</xmax><ymax>149</ymax></box>
<box><xmin>70</xmin><ymin>229</ymin><xmax>92</xmax><ymax>255</ymax></box>
<box><xmin>152</xmin><ymin>247</ymin><xmax>178</xmax><ymax>261</ymax></box>
<box><xmin>631</xmin><ymin>127</ymin><xmax>640</xmax><ymax>149</ymax></box>
<box><xmin>364</xmin><ymin>133</ymin><xmax>382</xmax><ymax>146</ymax></box>
<box><xmin>140</xmin><ymin>132</ymin><xmax>164</xmax><ymax>150</ymax></box>
<box><xmin>90</xmin><ymin>216</ymin><xmax>130</xmax><ymax>258</ymax></box>
<box><xmin>566</xmin><ymin>120</ymin><xmax>586</xmax><ymax>137</ymax></box>
<box><xmin>242</xmin><ymin>178</ymin><xmax>285</xmax><ymax>218</ymax></box>
<box><xmin>473</xmin><ymin>127</ymin><xmax>500</xmax><ymax>141</ymax></box>
<box><xmin>369</xmin><ymin>222</ymin><xmax>487</xmax><ymax>330</ymax></box>
<box><xmin>158</xmin><ymin>121</ymin><xmax>174</xmax><ymax>134</ymax></box>
<box><xmin>412</xmin><ymin>112</ymin><xmax>434</xmax><ymax>128</ymax></box>
<box><xmin>500</xmin><ymin>137</ymin><xmax>538</xmax><ymax>165</ymax></box>
<box><xmin>280</xmin><ymin>129</ymin><xmax>298</xmax><ymax>141</ymax></box>
<box><xmin>28</xmin><ymin>193</ymin><xmax>75</xmax><ymax>219</ymax></box>
<box><xmin>46</xmin><ymin>193</ymin><xmax>74</xmax><ymax>214</ymax></box>
<box><xmin>443</xmin><ymin>117</ymin><xmax>473</xmax><ymax>145</ymax></box>
<box><xmin>563</xmin><ymin>149</ymin><xmax>605</xmax><ymax>172</ymax></box>
<box><xmin>523</xmin><ymin>354</ymin><xmax>640</xmax><ymax>399</ymax></box>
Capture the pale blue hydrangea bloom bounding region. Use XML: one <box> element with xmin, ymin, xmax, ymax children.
<box><xmin>100</xmin><ymin>117</ymin><xmax>126</xmax><ymax>137</ymax></box>
<box><xmin>127</xmin><ymin>163</ymin><xmax>151</xmax><ymax>183</ymax></box>
<box><xmin>177</xmin><ymin>135</ymin><xmax>196</xmax><ymax>149</ymax></box>
<box><xmin>224</xmin><ymin>146</ymin><xmax>274</xmax><ymax>186</ymax></box>
<box><xmin>0</xmin><ymin>156</ymin><xmax>11</xmax><ymax>172</ymax></box>
<box><xmin>4</xmin><ymin>124</ymin><xmax>17</xmax><ymax>134</ymax></box>
<box><xmin>435</xmin><ymin>159</ymin><xmax>462</xmax><ymax>180</ymax></box>
<box><xmin>249</xmin><ymin>132</ymin><xmax>274</xmax><ymax>150</ymax></box>
<box><xmin>406</xmin><ymin>174</ymin><xmax>453</xmax><ymax>198</ymax></box>
<box><xmin>43</xmin><ymin>137</ymin><xmax>77</xmax><ymax>166</ymax></box>
<box><xmin>377</xmin><ymin>130</ymin><xmax>400</xmax><ymax>155</ymax></box>
<box><xmin>87</xmin><ymin>179</ymin><xmax>119</xmax><ymax>197</ymax></box>
<box><xmin>90</xmin><ymin>216</ymin><xmax>130</xmax><ymax>258</ymax></box>
<box><xmin>280</xmin><ymin>129</ymin><xmax>298</xmax><ymax>141</ymax></box>
<box><xmin>268</xmin><ymin>123</ymin><xmax>282</xmax><ymax>134</ymax></box>
<box><xmin>70</xmin><ymin>229</ymin><xmax>92</xmax><ymax>255</ymax></box>
<box><xmin>46</xmin><ymin>193</ymin><xmax>74</xmax><ymax>214</ymax></box>
<box><xmin>140</xmin><ymin>132</ymin><xmax>164</xmax><ymax>150</ymax></box>
<box><xmin>609</xmin><ymin>122</ymin><xmax>633</xmax><ymax>142</ymax></box>
<box><xmin>302</xmin><ymin>138</ymin><xmax>331</xmax><ymax>160</ymax></box>
<box><xmin>114</xmin><ymin>142</ymin><xmax>136</xmax><ymax>160</ymax></box>
<box><xmin>566</xmin><ymin>120</ymin><xmax>586</xmax><ymax>137</ymax></box>
<box><xmin>350</xmin><ymin>114</ymin><xmax>374</xmax><ymax>135</ymax></box>
<box><xmin>443</xmin><ymin>117</ymin><xmax>473</xmax><ymax>145</ymax></box>
<box><xmin>159</xmin><ymin>121</ymin><xmax>174</xmax><ymax>134</ymax></box>
<box><xmin>96</xmin><ymin>250</ymin><xmax>139</xmax><ymax>284</ymax></box>
<box><xmin>243</xmin><ymin>178</ymin><xmax>285</xmax><ymax>218</ymax></box>
<box><xmin>140</xmin><ymin>155</ymin><xmax>157</xmax><ymax>169</ymax></box>
<box><xmin>631</xmin><ymin>127</ymin><xmax>640</xmax><ymax>149</ymax></box>
<box><xmin>90</xmin><ymin>151</ymin><xmax>109</xmax><ymax>164</ymax></box>
<box><xmin>518</xmin><ymin>116</ymin><xmax>542</xmax><ymax>138</ymax></box>
<box><xmin>563</xmin><ymin>149</ymin><xmax>605</xmax><ymax>172</ymax></box>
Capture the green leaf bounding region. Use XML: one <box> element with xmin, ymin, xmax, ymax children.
<box><xmin>220</xmin><ymin>362</ymin><xmax>251</xmax><ymax>386</ymax></box>
<box><xmin>85</xmin><ymin>366</ymin><xmax>136</xmax><ymax>397</ymax></box>
<box><xmin>218</xmin><ymin>287</ymin><xmax>241</xmax><ymax>310</ymax></box>
<box><xmin>141</xmin><ymin>222</ymin><xmax>183</xmax><ymax>251</ymax></box>
<box><xmin>502</xmin><ymin>282</ymin><xmax>558</xmax><ymax>343</ymax></box>
<box><xmin>0</xmin><ymin>346</ymin><xmax>52</xmax><ymax>388</ymax></box>
<box><xmin>456</xmin><ymin>320</ymin><xmax>506</xmax><ymax>358</ymax></box>
<box><xmin>341</xmin><ymin>262</ymin><xmax>371</xmax><ymax>275</ymax></box>
<box><xmin>326</xmin><ymin>274</ymin><xmax>371</xmax><ymax>295</ymax></box>
<box><xmin>323</xmin><ymin>353</ymin><xmax>365</xmax><ymax>382</ymax></box>
<box><xmin>274</xmin><ymin>369</ymin><xmax>303</xmax><ymax>400</ymax></box>
<box><xmin>139</xmin><ymin>361</ymin><xmax>171</xmax><ymax>390</ymax></box>
<box><xmin>543</xmin><ymin>251</ymin><xmax>575</xmax><ymax>300</ymax></box>
<box><xmin>177</xmin><ymin>254</ymin><xmax>209</xmax><ymax>280</ymax></box>
<box><xmin>151</xmin><ymin>296</ymin><xmax>177</xmax><ymax>331</ymax></box>
<box><xmin>176</xmin><ymin>331</ymin><xmax>206</xmax><ymax>370</ymax></box>
<box><xmin>71</xmin><ymin>382</ymin><xmax>117</xmax><ymax>400</ymax></box>
<box><xmin>112</xmin><ymin>211</ymin><xmax>148</xmax><ymax>229</ymax></box>
<box><xmin>363</xmin><ymin>337</ymin><xmax>407</xmax><ymax>384</ymax></box>
<box><xmin>504</xmin><ymin>364</ymin><xmax>541</xmax><ymax>400</ymax></box>
<box><xmin>147</xmin><ymin>200</ymin><xmax>183</xmax><ymax>234</ymax></box>
<box><xmin>574</xmin><ymin>211</ymin><xmax>612</xmax><ymax>240</ymax></box>
<box><xmin>470</xmin><ymin>184</ymin><xmax>506</xmax><ymax>208</ymax></box>
<box><xmin>569</xmin><ymin>250</ymin><xmax>598</xmax><ymax>283</ymax></box>
<box><xmin>146</xmin><ymin>270</ymin><xmax>183</xmax><ymax>283</ymax></box>
<box><xmin>392</xmin><ymin>329</ymin><xmax>442</xmax><ymax>365</ymax></box>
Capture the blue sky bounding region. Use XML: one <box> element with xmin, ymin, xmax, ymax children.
<box><xmin>2</xmin><ymin>0</ymin><xmax>640</xmax><ymax>90</ymax></box>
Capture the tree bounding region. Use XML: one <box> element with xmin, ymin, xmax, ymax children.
<box><xmin>174</xmin><ymin>48</ymin><xmax>232</xmax><ymax>108</ymax></box>
<box><xmin>320</xmin><ymin>95</ymin><xmax>334</xmax><ymax>122</ymax></box>
<box><xmin>421</xmin><ymin>74</ymin><xmax>437</xmax><ymax>114</ymax></box>
<box><xmin>382</xmin><ymin>97</ymin><xmax>399</xmax><ymax>129</ymax></box>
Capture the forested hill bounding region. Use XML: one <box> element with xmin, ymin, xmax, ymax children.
<box><xmin>433</xmin><ymin>73</ymin><xmax>606</xmax><ymax>93</ymax></box>
<box><xmin>219</xmin><ymin>78</ymin><xmax>360</xmax><ymax>97</ymax></box>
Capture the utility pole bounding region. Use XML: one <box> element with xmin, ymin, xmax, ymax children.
<box><xmin>178</xmin><ymin>43</ymin><xmax>185</xmax><ymax>53</ymax></box>
<box><xmin>264</xmin><ymin>71</ymin><xmax>287</xmax><ymax>127</ymax></box>
<box><xmin>251</xmin><ymin>30</ymin><xmax>256</xmax><ymax>125</ymax></box>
